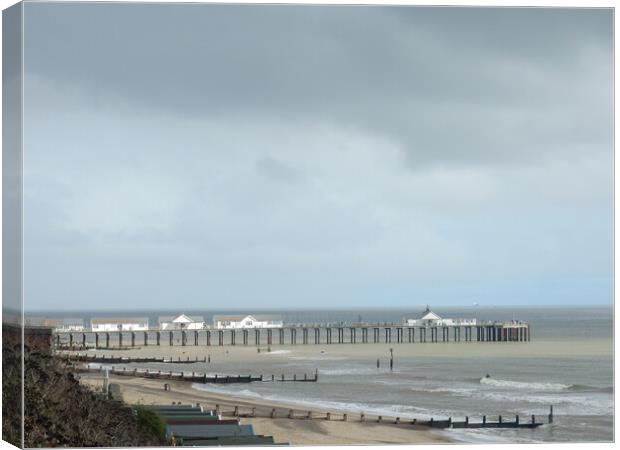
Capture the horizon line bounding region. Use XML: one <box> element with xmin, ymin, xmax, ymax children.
<box><xmin>17</xmin><ymin>303</ymin><xmax>614</xmax><ymax>314</ymax></box>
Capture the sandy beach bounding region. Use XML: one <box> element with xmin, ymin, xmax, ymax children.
<box><xmin>79</xmin><ymin>374</ymin><xmax>451</xmax><ymax>445</ymax></box>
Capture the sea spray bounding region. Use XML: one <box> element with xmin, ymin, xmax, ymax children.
<box><xmin>480</xmin><ymin>377</ymin><xmax>573</xmax><ymax>391</ymax></box>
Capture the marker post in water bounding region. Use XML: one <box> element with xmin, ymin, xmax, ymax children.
<box><xmin>389</xmin><ymin>348</ymin><xmax>394</xmax><ymax>371</ymax></box>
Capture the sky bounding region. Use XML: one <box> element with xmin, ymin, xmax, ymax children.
<box><xmin>20</xmin><ymin>3</ymin><xmax>613</xmax><ymax>311</ymax></box>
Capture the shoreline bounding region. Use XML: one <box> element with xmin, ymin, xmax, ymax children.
<box><xmin>79</xmin><ymin>374</ymin><xmax>453</xmax><ymax>445</ymax></box>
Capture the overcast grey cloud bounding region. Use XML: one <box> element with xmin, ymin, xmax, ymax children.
<box><xmin>21</xmin><ymin>3</ymin><xmax>613</xmax><ymax>311</ymax></box>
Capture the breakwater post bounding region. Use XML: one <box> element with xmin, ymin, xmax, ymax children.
<box><xmin>548</xmin><ymin>406</ymin><xmax>553</xmax><ymax>423</ymax></box>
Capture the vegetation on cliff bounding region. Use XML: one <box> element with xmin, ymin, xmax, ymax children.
<box><xmin>3</xmin><ymin>325</ymin><xmax>168</xmax><ymax>447</ymax></box>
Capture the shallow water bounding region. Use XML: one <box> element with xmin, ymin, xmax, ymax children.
<box><xmin>184</xmin><ymin>342</ymin><xmax>612</xmax><ymax>443</ymax></box>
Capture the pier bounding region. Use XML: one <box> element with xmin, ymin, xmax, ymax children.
<box><xmin>53</xmin><ymin>322</ymin><xmax>530</xmax><ymax>349</ymax></box>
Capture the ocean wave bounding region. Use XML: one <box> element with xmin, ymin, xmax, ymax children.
<box><xmin>190</xmin><ymin>383</ymin><xmax>468</xmax><ymax>420</ymax></box>
<box><xmin>410</xmin><ymin>387</ymin><xmax>475</xmax><ymax>396</ymax></box>
<box><xmin>445</xmin><ymin>428</ymin><xmax>544</xmax><ymax>444</ymax></box>
<box><xmin>408</xmin><ymin>383</ymin><xmax>612</xmax><ymax>416</ymax></box>
<box><xmin>266</xmin><ymin>350</ymin><xmax>292</xmax><ymax>355</ymax></box>
<box><xmin>569</xmin><ymin>384</ymin><xmax>613</xmax><ymax>394</ymax></box>
<box><xmin>480</xmin><ymin>377</ymin><xmax>572</xmax><ymax>391</ymax></box>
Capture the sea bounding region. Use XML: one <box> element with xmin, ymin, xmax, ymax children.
<box><xmin>31</xmin><ymin>305</ymin><xmax>614</xmax><ymax>443</ymax></box>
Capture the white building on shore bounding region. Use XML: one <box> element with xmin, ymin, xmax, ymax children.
<box><xmin>405</xmin><ymin>307</ymin><xmax>477</xmax><ymax>327</ymax></box>
<box><xmin>213</xmin><ymin>314</ymin><xmax>283</xmax><ymax>329</ymax></box>
<box><xmin>158</xmin><ymin>314</ymin><xmax>205</xmax><ymax>330</ymax></box>
<box><xmin>90</xmin><ymin>317</ymin><xmax>149</xmax><ymax>332</ymax></box>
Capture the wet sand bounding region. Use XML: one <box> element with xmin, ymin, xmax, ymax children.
<box><xmin>79</xmin><ymin>375</ymin><xmax>450</xmax><ymax>445</ymax></box>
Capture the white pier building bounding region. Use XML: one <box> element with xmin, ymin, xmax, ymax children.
<box><xmin>158</xmin><ymin>314</ymin><xmax>205</xmax><ymax>330</ymax></box>
<box><xmin>405</xmin><ymin>307</ymin><xmax>477</xmax><ymax>327</ymax></box>
<box><xmin>90</xmin><ymin>317</ymin><xmax>149</xmax><ymax>332</ymax></box>
<box><xmin>213</xmin><ymin>314</ymin><xmax>283</xmax><ymax>329</ymax></box>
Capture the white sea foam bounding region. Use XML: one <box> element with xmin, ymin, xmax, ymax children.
<box><xmin>479</xmin><ymin>392</ymin><xmax>612</xmax><ymax>416</ymax></box>
<box><xmin>410</xmin><ymin>386</ymin><xmax>476</xmax><ymax>396</ymax></box>
<box><xmin>407</xmin><ymin>384</ymin><xmax>611</xmax><ymax>417</ymax></box>
<box><xmin>266</xmin><ymin>350</ymin><xmax>292</xmax><ymax>355</ymax></box>
<box><xmin>445</xmin><ymin>428</ymin><xmax>543</xmax><ymax>444</ymax></box>
<box><xmin>191</xmin><ymin>383</ymin><xmax>468</xmax><ymax>420</ymax></box>
<box><xmin>480</xmin><ymin>377</ymin><xmax>572</xmax><ymax>391</ymax></box>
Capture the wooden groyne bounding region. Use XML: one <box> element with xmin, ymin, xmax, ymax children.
<box><xmin>59</xmin><ymin>353</ymin><xmax>208</xmax><ymax>364</ymax></box>
<box><xmin>53</xmin><ymin>321</ymin><xmax>531</xmax><ymax>349</ymax></box>
<box><xmin>74</xmin><ymin>365</ymin><xmax>319</xmax><ymax>384</ymax></box>
<box><xmin>419</xmin><ymin>413</ymin><xmax>545</xmax><ymax>429</ymax></box>
<box><xmin>167</xmin><ymin>403</ymin><xmax>552</xmax><ymax>430</ymax></box>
